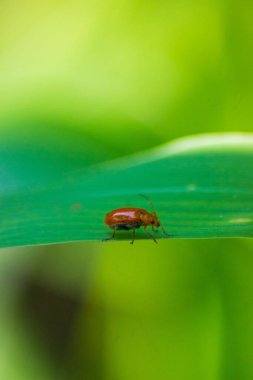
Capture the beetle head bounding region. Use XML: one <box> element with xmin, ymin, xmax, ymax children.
<box><xmin>140</xmin><ymin>211</ymin><xmax>160</xmax><ymax>227</ymax></box>
<box><xmin>139</xmin><ymin>194</ymin><xmax>172</xmax><ymax>237</ymax></box>
<box><xmin>151</xmin><ymin>214</ymin><xmax>160</xmax><ymax>227</ymax></box>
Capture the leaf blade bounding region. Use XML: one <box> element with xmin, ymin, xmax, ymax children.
<box><xmin>0</xmin><ymin>133</ymin><xmax>252</xmax><ymax>247</ymax></box>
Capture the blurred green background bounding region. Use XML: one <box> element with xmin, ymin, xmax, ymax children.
<box><xmin>0</xmin><ymin>0</ymin><xmax>252</xmax><ymax>379</ymax></box>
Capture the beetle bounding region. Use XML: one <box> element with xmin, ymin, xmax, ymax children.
<box><xmin>103</xmin><ymin>194</ymin><xmax>172</xmax><ymax>244</ymax></box>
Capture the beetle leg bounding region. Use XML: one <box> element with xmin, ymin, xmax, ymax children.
<box><xmin>102</xmin><ymin>228</ymin><xmax>116</xmax><ymax>242</ymax></box>
<box><xmin>144</xmin><ymin>226</ymin><xmax>157</xmax><ymax>244</ymax></box>
<box><xmin>160</xmin><ymin>225</ymin><xmax>173</xmax><ymax>238</ymax></box>
<box><xmin>130</xmin><ymin>230</ymin><xmax>136</xmax><ymax>245</ymax></box>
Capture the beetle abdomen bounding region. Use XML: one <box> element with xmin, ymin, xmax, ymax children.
<box><xmin>109</xmin><ymin>222</ymin><xmax>142</xmax><ymax>231</ymax></box>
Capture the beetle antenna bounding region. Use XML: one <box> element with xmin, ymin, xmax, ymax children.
<box><xmin>139</xmin><ymin>194</ymin><xmax>157</xmax><ymax>215</ymax></box>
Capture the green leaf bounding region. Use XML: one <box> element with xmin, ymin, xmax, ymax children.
<box><xmin>0</xmin><ymin>133</ymin><xmax>253</xmax><ymax>248</ymax></box>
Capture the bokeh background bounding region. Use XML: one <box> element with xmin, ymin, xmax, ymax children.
<box><xmin>0</xmin><ymin>1</ymin><xmax>252</xmax><ymax>379</ymax></box>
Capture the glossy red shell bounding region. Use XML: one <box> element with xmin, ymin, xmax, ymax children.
<box><xmin>104</xmin><ymin>207</ymin><xmax>149</xmax><ymax>226</ymax></box>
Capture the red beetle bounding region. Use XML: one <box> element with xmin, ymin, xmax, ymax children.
<box><xmin>103</xmin><ymin>194</ymin><xmax>172</xmax><ymax>244</ymax></box>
